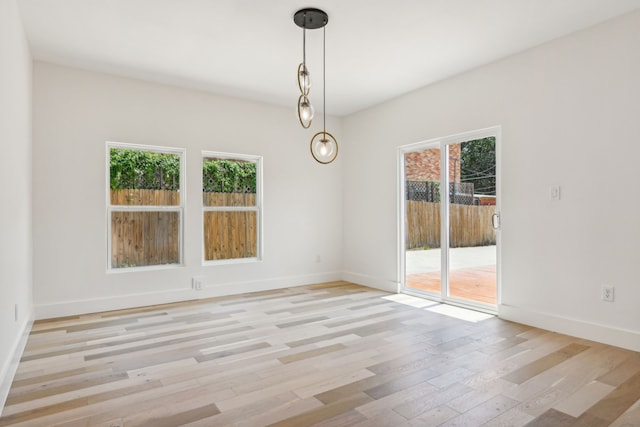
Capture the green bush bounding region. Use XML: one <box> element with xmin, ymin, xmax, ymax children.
<box><xmin>109</xmin><ymin>148</ymin><xmax>256</xmax><ymax>193</ymax></box>
<box><xmin>202</xmin><ymin>159</ymin><xmax>256</xmax><ymax>193</ymax></box>
<box><xmin>110</xmin><ymin>148</ymin><xmax>180</xmax><ymax>190</ymax></box>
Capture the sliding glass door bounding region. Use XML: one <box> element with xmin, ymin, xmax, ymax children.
<box><xmin>401</xmin><ymin>128</ymin><xmax>500</xmax><ymax>312</ymax></box>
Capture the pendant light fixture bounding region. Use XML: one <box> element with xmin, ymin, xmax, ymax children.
<box><xmin>294</xmin><ymin>8</ymin><xmax>338</xmax><ymax>164</ymax></box>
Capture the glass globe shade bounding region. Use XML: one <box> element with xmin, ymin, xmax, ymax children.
<box><xmin>299</xmin><ymin>97</ymin><xmax>314</xmax><ymax>122</ymax></box>
<box><xmin>298</xmin><ymin>64</ymin><xmax>312</xmax><ymax>95</ymax></box>
<box><xmin>310</xmin><ymin>131</ymin><xmax>338</xmax><ymax>164</ymax></box>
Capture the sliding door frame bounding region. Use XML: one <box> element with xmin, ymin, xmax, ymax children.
<box><xmin>398</xmin><ymin>126</ymin><xmax>502</xmax><ymax>313</ymax></box>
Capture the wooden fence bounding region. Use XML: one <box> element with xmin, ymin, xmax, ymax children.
<box><xmin>110</xmin><ymin>189</ymin><xmax>180</xmax><ymax>206</ymax></box>
<box><xmin>203</xmin><ymin>193</ymin><xmax>255</xmax><ymax>207</ymax></box>
<box><xmin>203</xmin><ymin>192</ymin><xmax>257</xmax><ymax>261</ymax></box>
<box><xmin>111</xmin><ymin>210</ymin><xmax>180</xmax><ymax>268</ymax></box>
<box><xmin>204</xmin><ymin>211</ymin><xmax>257</xmax><ymax>261</ymax></box>
<box><xmin>406</xmin><ymin>201</ymin><xmax>496</xmax><ymax>249</ymax></box>
<box><xmin>110</xmin><ymin>189</ymin><xmax>257</xmax><ymax>267</ymax></box>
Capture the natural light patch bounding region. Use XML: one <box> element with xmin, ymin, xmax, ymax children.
<box><xmin>383</xmin><ymin>294</ymin><xmax>439</xmax><ymax>308</ymax></box>
<box><xmin>427</xmin><ymin>304</ymin><xmax>494</xmax><ymax>323</ymax></box>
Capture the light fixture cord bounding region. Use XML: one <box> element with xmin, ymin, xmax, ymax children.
<box><xmin>323</xmin><ymin>24</ymin><xmax>326</xmax><ymax>134</ymax></box>
<box><xmin>302</xmin><ymin>18</ymin><xmax>306</xmax><ymax>67</ymax></box>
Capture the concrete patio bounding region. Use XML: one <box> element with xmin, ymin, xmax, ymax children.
<box><xmin>405</xmin><ymin>245</ymin><xmax>497</xmax><ymax>305</ymax></box>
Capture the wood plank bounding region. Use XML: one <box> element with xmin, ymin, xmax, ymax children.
<box><xmin>576</xmin><ymin>370</ymin><xmax>640</xmax><ymax>424</ymax></box>
<box><xmin>524</xmin><ymin>408</ymin><xmax>576</xmax><ymax>427</ymax></box>
<box><xmin>278</xmin><ymin>343</ymin><xmax>347</xmax><ymax>364</ymax></box>
<box><xmin>266</xmin><ymin>392</ymin><xmax>373</xmax><ymax>427</ymax></box>
<box><xmin>503</xmin><ymin>343</ymin><xmax>590</xmax><ymax>384</ymax></box>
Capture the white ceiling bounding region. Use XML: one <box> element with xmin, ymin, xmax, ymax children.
<box><xmin>18</xmin><ymin>0</ymin><xmax>640</xmax><ymax>116</ymax></box>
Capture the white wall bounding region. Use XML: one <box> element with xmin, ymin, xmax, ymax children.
<box><xmin>342</xmin><ymin>10</ymin><xmax>640</xmax><ymax>351</ymax></box>
<box><xmin>0</xmin><ymin>0</ymin><xmax>33</xmax><ymax>412</ymax></box>
<box><xmin>32</xmin><ymin>62</ymin><xmax>343</xmax><ymax>318</ymax></box>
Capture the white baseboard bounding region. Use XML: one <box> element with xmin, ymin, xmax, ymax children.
<box><xmin>342</xmin><ymin>271</ymin><xmax>398</xmax><ymax>293</ymax></box>
<box><xmin>202</xmin><ymin>272</ymin><xmax>343</xmax><ymax>295</ymax></box>
<box><xmin>34</xmin><ymin>272</ymin><xmax>343</xmax><ymax>320</ymax></box>
<box><xmin>499</xmin><ymin>303</ymin><xmax>640</xmax><ymax>352</ymax></box>
<box><xmin>35</xmin><ymin>288</ymin><xmax>196</xmax><ymax>320</ymax></box>
<box><xmin>0</xmin><ymin>315</ymin><xmax>33</xmax><ymax>416</ymax></box>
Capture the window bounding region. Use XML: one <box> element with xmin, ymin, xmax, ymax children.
<box><xmin>202</xmin><ymin>152</ymin><xmax>262</xmax><ymax>263</ymax></box>
<box><xmin>107</xmin><ymin>142</ymin><xmax>185</xmax><ymax>270</ymax></box>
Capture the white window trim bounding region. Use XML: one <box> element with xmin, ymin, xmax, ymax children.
<box><xmin>106</xmin><ymin>141</ymin><xmax>186</xmax><ymax>273</ymax></box>
<box><xmin>201</xmin><ymin>151</ymin><xmax>263</xmax><ymax>265</ymax></box>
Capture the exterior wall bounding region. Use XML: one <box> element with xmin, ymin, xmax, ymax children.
<box><xmin>404</xmin><ymin>145</ymin><xmax>461</xmax><ymax>182</ymax></box>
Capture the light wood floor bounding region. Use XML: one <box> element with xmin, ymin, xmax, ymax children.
<box><xmin>2</xmin><ymin>282</ymin><xmax>640</xmax><ymax>426</ymax></box>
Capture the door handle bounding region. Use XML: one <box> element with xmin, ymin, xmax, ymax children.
<box><xmin>492</xmin><ymin>213</ymin><xmax>501</xmax><ymax>229</ymax></box>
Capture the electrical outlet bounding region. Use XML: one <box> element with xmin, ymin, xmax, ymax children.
<box><xmin>602</xmin><ymin>285</ymin><xmax>614</xmax><ymax>302</ymax></box>
<box><xmin>192</xmin><ymin>276</ymin><xmax>204</xmax><ymax>291</ymax></box>
<box><xmin>550</xmin><ymin>185</ymin><xmax>561</xmax><ymax>201</ymax></box>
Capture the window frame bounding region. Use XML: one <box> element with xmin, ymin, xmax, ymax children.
<box><xmin>106</xmin><ymin>141</ymin><xmax>186</xmax><ymax>272</ymax></box>
<box><xmin>201</xmin><ymin>151</ymin><xmax>263</xmax><ymax>265</ymax></box>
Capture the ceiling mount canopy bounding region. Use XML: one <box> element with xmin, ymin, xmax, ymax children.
<box><xmin>293</xmin><ymin>8</ymin><xmax>328</xmax><ymax>30</ymax></box>
<box><xmin>293</xmin><ymin>8</ymin><xmax>338</xmax><ymax>165</ymax></box>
